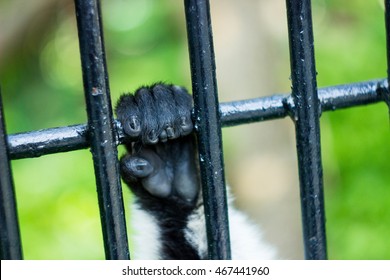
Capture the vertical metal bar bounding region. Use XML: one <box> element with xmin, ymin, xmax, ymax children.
<box><xmin>184</xmin><ymin>0</ymin><xmax>231</xmax><ymax>260</ymax></box>
<box><xmin>285</xmin><ymin>0</ymin><xmax>327</xmax><ymax>259</ymax></box>
<box><xmin>384</xmin><ymin>0</ymin><xmax>390</xmax><ymax>116</ymax></box>
<box><xmin>0</xmin><ymin>89</ymin><xmax>23</xmax><ymax>260</ymax></box>
<box><xmin>74</xmin><ymin>0</ymin><xmax>129</xmax><ymax>260</ymax></box>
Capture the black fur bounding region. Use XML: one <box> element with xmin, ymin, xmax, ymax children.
<box><xmin>116</xmin><ymin>83</ymin><xmax>201</xmax><ymax>259</ymax></box>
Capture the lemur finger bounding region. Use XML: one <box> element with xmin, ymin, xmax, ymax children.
<box><xmin>152</xmin><ymin>84</ymin><xmax>179</xmax><ymax>140</ymax></box>
<box><xmin>147</xmin><ymin>129</ymin><xmax>159</xmax><ymax>144</ymax></box>
<box><xmin>166</xmin><ymin>126</ymin><xmax>176</xmax><ymax>139</ymax></box>
<box><xmin>179</xmin><ymin>116</ymin><xmax>193</xmax><ymax>136</ymax></box>
<box><xmin>121</xmin><ymin>156</ymin><xmax>154</xmax><ymax>178</ymax></box>
<box><xmin>171</xmin><ymin>86</ymin><xmax>194</xmax><ymax>136</ymax></box>
<box><xmin>115</xmin><ymin>95</ymin><xmax>142</xmax><ymax>138</ymax></box>
<box><xmin>122</xmin><ymin>146</ymin><xmax>174</xmax><ymax>198</ymax></box>
<box><xmin>117</xmin><ymin>84</ymin><xmax>194</xmax><ymax>144</ymax></box>
<box><xmin>122</xmin><ymin>116</ymin><xmax>141</xmax><ymax>137</ymax></box>
<box><xmin>158</xmin><ymin>126</ymin><xmax>178</xmax><ymax>142</ymax></box>
<box><xmin>135</xmin><ymin>87</ymin><xmax>160</xmax><ymax>144</ymax></box>
<box><xmin>159</xmin><ymin>130</ymin><xmax>168</xmax><ymax>142</ymax></box>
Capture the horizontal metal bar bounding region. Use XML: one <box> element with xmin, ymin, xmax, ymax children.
<box><xmin>221</xmin><ymin>78</ymin><xmax>387</xmax><ymax>126</ymax></box>
<box><xmin>8</xmin><ymin>124</ymin><xmax>89</xmax><ymax>159</ymax></box>
<box><xmin>319</xmin><ymin>79</ymin><xmax>387</xmax><ymax>111</ymax></box>
<box><xmin>7</xmin><ymin>78</ymin><xmax>387</xmax><ymax>160</ymax></box>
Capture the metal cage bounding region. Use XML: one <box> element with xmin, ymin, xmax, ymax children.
<box><xmin>1</xmin><ymin>0</ymin><xmax>389</xmax><ymax>260</ymax></box>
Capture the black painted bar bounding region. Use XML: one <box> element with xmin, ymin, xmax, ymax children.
<box><xmin>0</xmin><ymin>90</ymin><xmax>23</xmax><ymax>260</ymax></box>
<box><xmin>285</xmin><ymin>0</ymin><xmax>327</xmax><ymax>259</ymax></box>
<box><xmin>384</xmin><ymin>0</ymin><xmax>390</xmax><ymax>115</ymax></box>
<box><xmin>222</xmin><ymin>78</ymin><xmax>387</xmax><ymax>126</ymax></box>
<box><xmin>184</xmin><ymin>0</ymin><xmax>231</xmax><ymax>259</ymax></box>
<box><xmin>7</xmin><ymin>79</ymin><xmax>387</xmax><ymax>160</ymax></box>
<box><xmin>8</xmin><ymin>124</ymin><xmax>89</xmax><ymax>160</ymax></box>
<box><xmin>318</xmin><ymin>79</ymin><xmax>387</xmax><ymax>112</ymax></box>
<box><xmin>74</xmin><ymin>0</ymin><xmax>129</xmax><ymax>260</ymax></box>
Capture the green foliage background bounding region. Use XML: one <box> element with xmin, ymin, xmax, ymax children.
<box><xmin>0</xmin><ymin>0</ymin><xmax>389</xmax><ymax>259</ymax></box>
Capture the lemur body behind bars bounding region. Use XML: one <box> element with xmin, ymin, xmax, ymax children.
<box><xmin>116</xmin><ymin>83</ymin><xmax>276</xmax><ymax>260</ymax></box>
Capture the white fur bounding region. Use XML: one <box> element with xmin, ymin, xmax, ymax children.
<box><xmin>130</xmin><ymin>203</ymin><xmax>162</xmax><ymax>260</ymax></box>
<box><xmin>131</xmin><ymin>193</ymin><xmax>277</xmax><ymax>260</ymax></box>
<box><xmin>184</xmin><ymin>198</ymin><xmax>277</xmax><ymax>260</ymax></box>
<box><xmin>184</xmin><ymin>204</ymin><xmax>208</xmax><ymax>259</ymax></box>
<box><xmin>228</xmin><ymin>206</ymin><xmax>277</xmax><ymax>259</ymax></box>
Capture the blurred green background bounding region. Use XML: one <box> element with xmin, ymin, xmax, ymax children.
<box><xmin>0</xmin><ymin>0</ymin><xmax>389</xmax><ymax>259</ymax></box>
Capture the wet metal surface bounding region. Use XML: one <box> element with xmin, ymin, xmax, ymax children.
<box><xmin>74</xmin><ymin>0</ymin><xmax>129</xmax><ymax>260</ymax></box>
<box><xmin>184</xmin><ymin>0</ymin><xmax>231</xmax><ymax>260</ymax></box>
<box><xmin>0</xmin><ymin>91</ymin><xmax>23</xmax><ymax>260</ymax></box>
<box><xmin>8</xmin><ymin>124</ymin><xmax>88</xmax><ymax>159</ymax></box>
<box><xmin>384</xmin><ymin>0</ymin><xmax>390</xmax><ymax>116</ymax></box>
<box><xmin>2</xmin><ymin>0</ymin><xmax>389</xmax><ymax>262</ymax></box>
<box><xmin>285</xmin><ymin>0</ymin><xmax>327</xmax><ymax>260</ymax></box>
<box><xmin>7</xmin><ymin>79</ymin><xmax>386</xmax><ymax>160</ymax></box>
